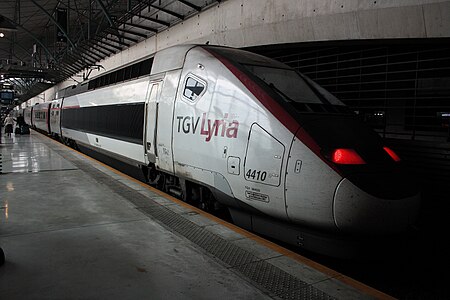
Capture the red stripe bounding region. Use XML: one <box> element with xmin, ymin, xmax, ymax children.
<box><xmin>206</xmin><ymin>49</ymin><xmax>322</xmax><ymax>156</ymax></box>
<box><xmin>62</xmin><ymin>105</ymin><xmax>80</xmax><ymax>109</ymax></box>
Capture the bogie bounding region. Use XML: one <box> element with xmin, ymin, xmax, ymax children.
<box><xmin>144</xmin><ymin>164</ymin><xmax>225</xmax><ymax>214</ymax></box>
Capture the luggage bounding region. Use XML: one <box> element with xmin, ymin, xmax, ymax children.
<box><xmin>21</xmin><ymin>125</ymin><xmax>30</xmax><ymax>135</ymax></box>
<box><xmin>15</xmin><ymin>126</ymin><xmax>21</xmax><ymax>134</ymax></box>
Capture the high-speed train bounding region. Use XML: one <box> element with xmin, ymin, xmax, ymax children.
<box><xmin>24</xmin><ymin>44</ymin><xmax>421</xmax><ymax>257</ymax></box>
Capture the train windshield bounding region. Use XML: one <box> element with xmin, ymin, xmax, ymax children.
<box><xmin>243</xmin><ymin>64</ymin><xmax>344</xmax><ymax>106</ymax></box>
<box><xmin>206</xmin><ymin>46</ymin><xmax>347</xmax><ymax>111</ymax></box>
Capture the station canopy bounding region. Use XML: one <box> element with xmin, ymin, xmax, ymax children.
<box><xmin>0</xmin><ymin>0</ymin><xmax>220</xmax><ymax>106</ymax></box>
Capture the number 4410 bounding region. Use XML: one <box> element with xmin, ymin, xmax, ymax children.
<box><xmin>245</xmin><ymin>169</ymin><xmax>267</xmax><ymax>181</ymax></box>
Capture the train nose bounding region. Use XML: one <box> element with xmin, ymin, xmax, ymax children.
<box><xmin>333</xmin><ymin>174</ymin><xmax>421</xmax><ymax>234</ymax></box>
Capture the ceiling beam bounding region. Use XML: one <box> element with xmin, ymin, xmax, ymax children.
<box><xmin>86</xmin><ymin>41</ymin><xmax>117</xmax><ymax>55</ymax></box>
<box><xmin>58</xmin><ymin>67</ymin><xmax>76</xmax><ymax>78</ymax></box>
<box><xmin>121</xmin><ymin>22</ymin><xmax>157</xmax><ymax>33</ymax></box>
<box><xmin>94</xmin><ymin>0</ymin><xmax>116</xmax><ymax>28</ymax></box>
<box><xmin>116</xmin><ymin>27</ymin><xmax>147</xmax><ymax>38</ymax></box>
<box><xmin>131</xmin><ymin>13</ymin><xmax>170</xmax><ymax>27</ymax></box>
<box><xmin>79</xmin><ymin>45</ymin><xmax>105</xmax><ymax>61</ymax></box>
<box><xmin>61</xmin><ymin>53</ymin><xmax>85</xmax><ymax>69</ymax></box>
<box><xmin>50</xmin><ymin>65</ymin><xmax>76</xmax><ymax>79</ymax></box>
<box><xmin>91</xmin><ymin>37</ymin><xmax>123</xmax><ymax>51</ymax></box>
<box><xmin>9</xmin><ymin>78</ymin><xmax>28</xmax><ymax>93</ymax></box>
<box><xmin>30</xmin><ymin>0</ymin><xmax>76</xmax><ymax>50</ymax></box>
<box><xmin>101</xmin><ymin>35</ymin><xmax>130</xmax><ymax>47</ymax></box>
<box><xmin>1</xmin><ymin>16</ymin><xmax>56</xmax><ymax>65</ymax></box>
<box><xmin>104</xmin><ymin>28</ymin><xmax>139</xmax><ymax>43</ymax></box>
<box><xmin>149</xmin><ymin>4</ymin><xmax>185</xmax><ymax>20</ymax></box>
<box><xmin>79</xmin><ymin>52</ymin><xmax>99</xmax><ymax>65</ymax></box>
<box><xmin>64</xmin><ymin>50</ymin><xmax>94</xmax><ymax>67</ymax></box>
<box><xmin>177</xmin><ymin>0</ymin><xmax>201</xmax><ymax>12</ymax></box>
<box><xmin>58</xmin><ymin>59</ymin><xmax>82</xmax><ymax>74</ymax></box>
<box><xmin>81</xmin><ymin>45</ymin><xmax>111</xmax><ymax>59</ymax></box>
<box><xmin>65</xmin><ymin>51</ymin><xmax>96</xmax><ymax>66</ymax></box>
<box><xmin>73</xmin><ymin>45</ymin><xmax>103</xmax><ymax>64</ymax></box>
<box><xmin>0</xmin><ymin>37</ymin><xmax>36</xmax><ymax>65</ymax></box>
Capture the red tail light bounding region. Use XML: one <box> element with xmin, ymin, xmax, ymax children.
<box><xmin>383</xmin><ymin>146</ymin><xmax>401</xmax><ymax>162</ymax></box>
<box><xmin>330</xmin><ymin>149</ymin><xmax>366</xmax><ymax>165</ymax></box>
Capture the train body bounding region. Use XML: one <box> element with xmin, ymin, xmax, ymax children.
<box><xmin>49</xmin><ymin>99</ymin><xmax>62</xmax><ymax>137</ymax></box>
<box><xmin>24</xmin><ymin>106</ymin><xmax>32</xmax><ymax>126</ymax></box>
<box><xmin>32</xmin><ymin>102</ymin><xmax>51</xmax><ymax>133</ymax></box>
<box><xmin>24</xmin><ymin>44</ymin><xmax>421</xmax><ymax>257</ymax></box>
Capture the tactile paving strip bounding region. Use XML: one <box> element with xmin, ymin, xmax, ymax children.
<box><xmin>48</xmin><ymin>141</ymin><xmax>335</xmax><ymax>300</ymax></box>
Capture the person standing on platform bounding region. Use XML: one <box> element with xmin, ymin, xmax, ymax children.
<box><xmin>3</xmin><ymin>114</ymin><xmax>14</xmax><ymax>137</ymax></box>
<box><xmin>16</xmin><ymin>114</ymin><xmax>25</xmax><ymax>128</ymax></box>
<box><xmin>15</xmin><ymin>114</ymin><xmax>25</xmax><ymax>133</ymax></box>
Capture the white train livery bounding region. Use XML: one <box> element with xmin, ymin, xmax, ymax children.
<box><xmin>25</xmin><ymin>44</ymin><xmax>421</xmax><ymax>257</ymax></box>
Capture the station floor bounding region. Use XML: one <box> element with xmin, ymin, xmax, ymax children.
<box><xmin>0</xmin><ymin>131</ymin><xmax>391</xmax><ymax>300</ymax></box>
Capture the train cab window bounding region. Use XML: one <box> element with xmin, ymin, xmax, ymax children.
<box><xmin>243</xmin><ymin>64</ymin><xmax>323</xmax><ymax>104</ymax></box>
<box><xmin>182</xmin><ymin>75</ymin><xmax>206</xmax><ymax>102</ymax></box>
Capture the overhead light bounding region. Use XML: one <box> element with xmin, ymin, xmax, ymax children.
<box><xmin>0</xmin><ymin>33</ymin><xmax>4</xmax><ymax>38</ymax></box>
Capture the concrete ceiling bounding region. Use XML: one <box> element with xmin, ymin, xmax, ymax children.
<box><xmin>0</xmin><ymin>0</ymin><xmax>220</xmax><ymax>105</ymax></box>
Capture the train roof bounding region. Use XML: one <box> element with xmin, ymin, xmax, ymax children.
<box><xmin>51</xmin><ymin>43</ymin><xmax>273</xmax><ymax>100</ymax></box>
<box><xmin>151</xmin><ymin>44</ymin><xmax>197</xmax><ymax>75</ymax></box>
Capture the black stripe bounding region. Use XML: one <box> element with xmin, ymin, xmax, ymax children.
<box><xmin>62</xmin><ymin>103</ymin><xmax>144</xmax><ymax>144</ymax></box>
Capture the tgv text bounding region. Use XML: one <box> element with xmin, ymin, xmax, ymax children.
<box><xmin>176</xmin><ymin>113</ymin><xmax>239</xmax><ymax>142</ymax></box>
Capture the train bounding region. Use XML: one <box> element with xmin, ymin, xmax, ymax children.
<box><xmin>19</xmin><ymin>44</ymin><xmax>421</xmax><ymax>258</ymax></box>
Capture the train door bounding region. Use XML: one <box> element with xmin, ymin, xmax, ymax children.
<box><xmin>243</xmin><ymin>123</ymin><xmax>288</xmax><ymax>219</ymax></box>
<box><xmin>46</xmin><ymin>103</ymin><xmax>51</xmax><ymax>133</ymax></box>
<box><xmin>144</xmin><ymin>80</ymin><xmax>162</xmax><ymax>165</ymax></box>
<box><xmin>145</xmin><ymin>72</ymin><xmax>178</xmax><ymax>174</ymax></box>
<box><xmin>49</xmin><ymin>101</ymin><xmax>57</xmax><ymax>135</ymax></box>
<box><xmin>49</xmin><ymin>100</ymin><xmax>62</xmax><ymax>137</ymax></box>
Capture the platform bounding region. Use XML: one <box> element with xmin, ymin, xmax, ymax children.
<box><xmin>0</xmin><ymin>131</ymin><xmax>390</xmax><ymax>299</ymax></box>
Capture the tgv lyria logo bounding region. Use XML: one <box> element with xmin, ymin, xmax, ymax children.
<box><xmin>176</xmin><ymin>113</ymin><xmax>239</xmax><ymax>142</ymax></box>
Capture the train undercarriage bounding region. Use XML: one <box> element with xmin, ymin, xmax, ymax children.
<box><xmin>142</xmin><ymin>164</ymin><xmax>226</xmax><ymax>214</ymax></box>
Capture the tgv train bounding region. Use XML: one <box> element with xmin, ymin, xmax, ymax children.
<box><xmin>23</xmin><ymin>44</ymin><xmax>421</xmax><ymax>257</ymax></box>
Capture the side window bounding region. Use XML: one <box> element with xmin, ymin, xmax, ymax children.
<box><xmin>182</xmin><ymin>75</ymin><xmax>206</xmax><ymax>102</ymax></box>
